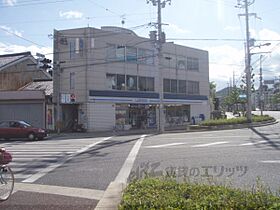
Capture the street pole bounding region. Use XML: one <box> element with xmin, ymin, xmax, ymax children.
<box><xmin>54</xmin><ymin>30</ymin><xmax>61</xmax><ymax>134</ymax></box>
<box><xmin>245</xmin><ymin>0</ymin><xmax>252</xmax><ymax>122</ymax></box>
<box><xmin>259</xmin><ymin>55</ymin><xmax>263</xmax><ymax>116</ymax></box>
<box><xmin>147</xmin><ymin>0</ymin><xmax>171</xmax><ymax>132</ymax></box>
<box><xmin>157</xmin><ymin>0</ymin><xmax>164</xmax><ymax>133</ymax></box>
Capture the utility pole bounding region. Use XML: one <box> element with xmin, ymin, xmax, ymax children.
<box><xmin>54</xmin><ymin>29</ymin><xmax>61</xmax><ymax>134</ymax></box>
<box><xmin>237</xmin><ymin>0</ymin><xmax>255</xmax><ymax>122</ymax></box>
<box><xmin>259</xmin><ymin>55</ymin><xmax>264</xmax><ymax>116</ymax></box>
<box><xmin>147</xmin><ymin>0</ymin><xmax>171</xmax><ymax>132</ymax></box>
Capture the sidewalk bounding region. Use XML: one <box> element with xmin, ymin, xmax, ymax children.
<box><xmin>47</xmin><ymin>118</ymin><xmax>278</xmax><ymax>140</ymax></box>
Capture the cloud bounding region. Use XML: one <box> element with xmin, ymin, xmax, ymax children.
<box><xmin>0</xmin><ymin>42</ymin><xmax>52</xmax><ymax>60</ymax></box>
<box><xmin>2</xmin><ymin>0</ymin><xmax>16</xmax><ymax>6</ymax></box>
<box><xmin>224</xmin><ymin>26</ymin><xmax>240</xmax><ymax>32</ymax></box>
<box><xmin>59</xmin><ymin>10</ymin><xmax>83</xmax><ymax>19</ymax></box>
<box><xmin>201</xmin><ymin>28</ymin><xmax>280</xmax><ymax>90</ymax></box>
<box><xmin>166</xmin><ymin>23</ymin><xmax>191</xmax><ymax>35</ymax></box>
<box><xmin>205</xmin><ymin>45</ymin><xmax>245</xmax><ymax>90</ymax></box>
<box><xmin>0</xmin><ymin>25</ymin><xmax>22</xmax><ymax>37</ymax></box>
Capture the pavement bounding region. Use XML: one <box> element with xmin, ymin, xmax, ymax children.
<box><xmin>6</xmin><ymin>114</ymin><xmax>275</xmax><ymax>210</ymax></box>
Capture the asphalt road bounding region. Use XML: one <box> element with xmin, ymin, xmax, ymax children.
<box><xmin>133</xmin><ymin>111</ymin><xmax>280</xmax><ymax>191</ymax></box>
<box><xmin>1</xmin><ymin>111</ymin><xmax>279</xmax><ymax>209</ymax></box>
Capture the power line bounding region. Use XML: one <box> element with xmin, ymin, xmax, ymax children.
<box><xmin>0</xmin><ymin>0</ymin><xmax>74</xmax><ymax>8</ymax></box>
<box><xmin>0</xmin><ymin>26</ymin><xmax>46</xmax><ymax>48</ymax></box>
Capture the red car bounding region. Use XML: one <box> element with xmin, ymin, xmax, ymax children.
<box><xmin>0</xmin><ymin>120</ymin><xmax>47</xmax><ymax>141</ymax></box>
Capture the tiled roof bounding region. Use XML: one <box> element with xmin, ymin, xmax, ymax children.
<box><xmin>0</xmin><ymin>52</ymin><xmax>32</xmax><ymax>69</ymax></box>
<box><xmin>20</xmin><ymin>80</ymin><xmax>53</xmax><ymax>96</ymax></box>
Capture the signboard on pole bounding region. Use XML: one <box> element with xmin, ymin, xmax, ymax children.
<box><xmin>264</xmin><ymin>80</ymin><xmax>274</xmax><ymax>85</ymax></box>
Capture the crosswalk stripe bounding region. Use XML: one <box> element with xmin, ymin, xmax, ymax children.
<box><xmin>1</xmin><ymin>137</ymin><xmax>111</xmax><ymax>182</ymax></box>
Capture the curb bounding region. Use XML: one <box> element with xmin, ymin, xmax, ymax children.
<box><xmin>192</xmin><ymin>119</ymin><xmax>278</xmax><ymax>131</ymax></box>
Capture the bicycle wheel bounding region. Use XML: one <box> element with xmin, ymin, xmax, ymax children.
<box><xmin>0</xmin><ymin>166</ymin><xmax>14</xmax><ymax>201</ymax></box>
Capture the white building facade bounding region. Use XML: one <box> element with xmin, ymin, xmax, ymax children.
<box><xmin>53</xmin><ymin>26</ymin><xmax>210</xmax><ymax>131</ymax></box>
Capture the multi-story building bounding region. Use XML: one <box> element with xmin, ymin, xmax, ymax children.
<box><xmin>53</xmin><ymin>26</ymin><xmax>210</xmax><ymax>131</ymax></box>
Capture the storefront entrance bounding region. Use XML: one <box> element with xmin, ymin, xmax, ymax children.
<box><xmin>115</xmin><ymin>104</ymin><xmax>156</xmax><ymax>129</ymax></box>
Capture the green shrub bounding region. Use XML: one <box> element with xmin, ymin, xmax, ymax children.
<box><xmin>119</xmin><ymin>177</ymin><xmax>280</xmax><ymax>210</ymax></box>
<box><xmin>200</xmin><ymin>115</ymin><xmax>274</xmax><ymax>126</ymax></box>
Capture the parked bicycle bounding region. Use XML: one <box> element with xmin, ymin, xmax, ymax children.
<box><xmin>0</xmin><ymin>148</ymin><xmax>14</xmax><ymax>201</ymax></box>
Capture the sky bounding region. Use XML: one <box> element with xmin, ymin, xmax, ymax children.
<box><xmin>1</xmin><ymin>0</ymin><xmax>280</xmax><ymax>91</ymax></box>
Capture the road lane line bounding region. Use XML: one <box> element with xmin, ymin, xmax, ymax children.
<box><xmin>95</xmin><ymin>135</ymin><xmax>147</xmax><ymax>210</ymax></box>
<box><xmin>192</xmin><ymin>141</ymin><xmax>229</xmax><ymax>147</ymax></box>
<box><xmin>239</xmin><ymin>140</ymin><xmax>267</xmax><ymax>146</ymax></box>
<box><xmin>145</xmin><ymin>142</ymin><xmax>186</xmax><ymax>148</ymax></box>
<box><xmin>22</xmin><ymin>136</ymin><xmax>112</xmax><ymax>183</ymax></box>
<box><xmin>114</xmin><ymin>135</ymin><xmax>146</xmax><ymax>183</ymax></box>
<box><xmin>259</xmin><ymin>160</ymin><xmax>280</xmax><ymax>164</ymax></box>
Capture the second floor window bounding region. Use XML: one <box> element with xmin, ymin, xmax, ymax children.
<box><xmin>70</xmin><ymin>38</ymin><xmax>84</xmax><ymax>59</ymax></box>
<box><xmin>106</xmin><ymin>44</ymin><xmax>154</xmax><ymax>65</ymax></box>
<box><xmin>187</xmin><ymin>57</ymin><xmax>199</xmax><ymax>71</ymax></box>
<box><xmin>106</xmin><ymin>74</ymin><xmax>154</xmax><ymax>92</ymax></box>
<box><xmin>70</xmin><ymin>72</ymin><xmax>75</xmax><ymax>90</ymax></box>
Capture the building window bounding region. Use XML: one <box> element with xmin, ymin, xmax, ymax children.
<box><xmin>146</xmin><ymin>77</ymin><xmax>155</xmax><ymax>91</ymax></box>
<box><xmin>138</xmin><ymin>48</ymin><xmax>154</xmax><ymax>65</ymax></box>
<box><xmin>178</xmin><ymin>80</ymin><xmax>186</xmax><ymax>93</ymax></box>
<box><xmin>163</xmin><ymin>79</ymin><xmax>170</xmax><ymax>92</ymax></box>
<box><xmin>70</xmin><ymin>41</ymin><xmax>75</xmax><ymax>59</ymax></box>
<box><xmin>187</xmin><ymin>57</ymin><xmax>199</xmax><ymax>71</ymax></box>
<box><xmin>70</xmin><ymin>72</ymin><xmax>75</xmax><ymax>89</ymax></box>
<box><xmin>126</xmin><ymin>47</ymin><xmax>137</xmax><ymax>62</ymax></box>
<box><xmin>106</xmin><ymin>44</ymin><xmax>125</xmax><ymax>61</ymax></box>
<box><xmin>126</xmin><ymin>75</ymin><xmax>137</xmax><ymax>91</ymax></box>
<box><xmin>171</xmin><ymin>79</ymin><xmax>177</xmax><ymax>93</ymax></box>
<box><xmin>116</xmin><ymin>45</ymin><xmax>125</xmax><ymax>61</ymax></box>
<box><xmin>146</xmin><ymin>50</ymin><xmax>154</xmax><ymax>65</ymax></box>
<box><xmin>106</xmin><ymin>74</ymin><xmax>117</xmax><ymax>89</ymax></box>
<box><xmin>177</xmin><ymin>60</ymin><xmax>186</xmax><ymax>70</ymax></box>
<box><xmin>139</xmin><ymin>76</ymin><xmax>155</xmax><ymax>91</ymax></box>
<box><xmin>187</xmin><ymin>80</ymin><xmax>199</xmax><ymax>95</ymax></box>
<box><xmin>70</xmin><ymin>38</ymin><xmax>84</xmax><ymax>59</ymax></box>
<box><xmin>117</xmin><ymin>74</ymin><xmax>125</xmax><ymax>90</ymax></box>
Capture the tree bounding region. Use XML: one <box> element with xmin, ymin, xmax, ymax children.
<box><xmin>223</xmin><ymin>88</ymin><xmax>246</xmax><ymax>113</ymax></box>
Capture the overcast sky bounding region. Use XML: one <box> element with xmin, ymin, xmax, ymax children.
<box><xmin>1</xmin><ymin>0</ymin><xmax>280</xmax><ymax>90</ymax></box>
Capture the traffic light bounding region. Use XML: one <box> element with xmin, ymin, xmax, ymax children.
<box><xmin>37</xmin><ymin>57</ymin><xmax>52</xmax><ymax>70</ymax></box>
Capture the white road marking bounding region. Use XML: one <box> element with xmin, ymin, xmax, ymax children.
<box><xmin>22</xmin><ymin>136</ymin><xmax>112</xmax><ymax>183</ymax></box>
<box><xmin>96</xmin><ymin>135</ymin><xmax>147</xmax><ymax>210</ymax></box>
<box><xmin>240</xmin><ymin>140</ymin><xmax>267</xmax><ymax>146</ymax></box>
<box><xmin>259</xmin><ymin>160</ymin><xmax>280</xmax><ymax>164</ymax></box>
<box><xmin>114</xmin><ymin>135</ymin><xmax>146</xmax><ymax>183</ymax></box>
<box><xmin>145</xmin><ymin>142</ymin><xmax>186</xmax><ymax>148</ymax></box>
<box><xmin>13</xmin><ymin>183</ymin><xmax>104</xmax><ymax>200</ymax></box>
<box><xmin>192</xmin><ymin>141</ymin><xmax>229</xmax><ymax>147</ymax></box>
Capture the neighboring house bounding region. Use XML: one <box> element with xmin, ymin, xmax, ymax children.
<box><xmin>53</xmin><ymin>26</ymin><xmax>210</xmax><ymax>131</ymax></box>
<box><xmin>0</xmin><ymin>52</ymin><xmax>51</xmax><ymax>90</ymax></box>
<box><xmin>19</xmin><ymin>79</ymin><xmax>54</xmax><ymax>130</ymax></box>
